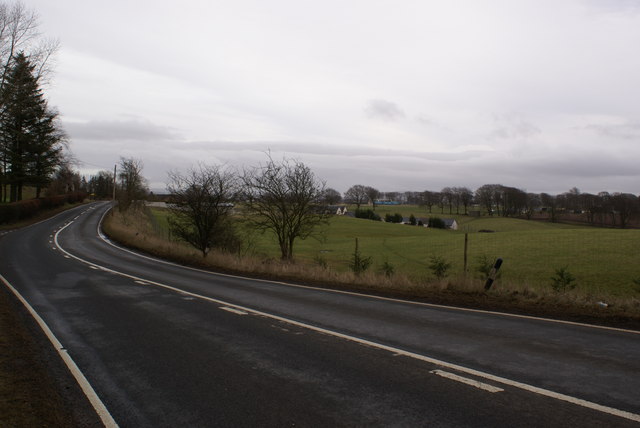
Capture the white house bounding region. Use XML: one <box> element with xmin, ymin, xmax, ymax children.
<box><xmin>327</xmin><ymin>205</ymin><xmax>348</xmax><ymax>215</ymax></box>
<box><xmin>443</xmin><ymin>218</ymin><xmax>458</xmax><ymax>230</ymax></box>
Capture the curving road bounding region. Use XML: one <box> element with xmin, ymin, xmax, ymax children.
<box><xmin>1</xmin><ymin>202</ymin><xmax>639</xmax><ymax>427</ymax></box>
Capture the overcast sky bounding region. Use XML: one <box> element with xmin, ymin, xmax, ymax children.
<box><xmin>25</xmin><ymin>0</ymin><xmax>640</xmax><ymax>194</ymax></box>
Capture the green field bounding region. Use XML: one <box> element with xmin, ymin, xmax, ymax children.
<box><xmin>1</xmin><ymin>186</ymin><xmax>37</xmax><ymax>203</ymax></box>
<box><xmin>148</xmin><ymin>205</ymin><xmax>640</xmax><ymax>297</ymax></box>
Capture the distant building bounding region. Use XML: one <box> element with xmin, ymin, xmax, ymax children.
<box><xmin>443</xmin><ymin>218</ymin><xmax>458</xmax><ymax>230</ymax></box>
<box><xmin>326</xmin><ymin>205</ymin><xmax>348</xmax><ymax>215</ymax></box>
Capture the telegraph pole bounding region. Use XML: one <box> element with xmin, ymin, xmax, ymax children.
<box><xmin>112</xmin><ymin>164</ymin><xmax>117</xmax><ymax>214</ymax></box>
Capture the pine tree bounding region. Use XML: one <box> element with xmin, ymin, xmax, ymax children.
<box><xmin>0</xmin><ymin>52</ymin><xmax>65</xmax><ymax>201</ymax></box>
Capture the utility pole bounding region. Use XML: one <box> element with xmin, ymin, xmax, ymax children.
<box><xmin>112</xmin><ymin>164</ymin><xmax>117</xmax><ymax>213</ymax></box>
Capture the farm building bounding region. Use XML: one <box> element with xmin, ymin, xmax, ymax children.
<box><xmin>443</xmin><ymin>218</ymin><xmax>458</xmax><ymax>230</ymax></box>
<box><xmin>325</xmin><ymin>205</ymin><xmax>348</xmax><ymax>215</ymax></box>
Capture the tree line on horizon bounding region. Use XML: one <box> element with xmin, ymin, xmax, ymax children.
<box><xmin>326</xmin><ymin>184</ymin><xmax>640</xmax><ymax>228</ymax></box>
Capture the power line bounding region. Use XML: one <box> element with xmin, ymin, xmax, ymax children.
<box><xmin>76</xmin><ymin>159</ymin><xmax>113</xmax><ymax>170</ymax></box>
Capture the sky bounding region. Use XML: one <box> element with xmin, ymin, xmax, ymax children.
<box><xmin>23</xmin><ymin>0</ymin><xmax>640</xmax><ymax>195</ymax></box>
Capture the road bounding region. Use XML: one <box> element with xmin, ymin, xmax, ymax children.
<box><xmin>1</xmin><ymin>201</ymin><xmax>639</xmax><ymax>427</ymax></box>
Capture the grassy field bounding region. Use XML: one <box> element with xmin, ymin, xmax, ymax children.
<box><xmin>1</xmin><ymin>185</ymin><xmax>37</xmax><ymax>203</ymax></box>
<box><xmin>148</xmin><ymin>205</ymin><xmax>640</xmax><ymax>298</ymax></box>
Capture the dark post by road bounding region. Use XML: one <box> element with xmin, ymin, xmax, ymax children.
<box><xmin>112</xmin><ymin>164</ymin><xmax>117</xmax><ymax>216</ymax></box>
<box><xmin>484</xmin><ymin>258</ymin><xmax>503</xmax><ymax>290</ymax></box>
<box><xmin>463</xmin><ymin>233</ymin><xmax>468</xmax><ymax>275</ymax></box>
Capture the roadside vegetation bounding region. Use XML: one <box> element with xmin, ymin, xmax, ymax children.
<box><xmin>103</xmin><ymin>201</ymin><xmax>640</xmax><ymax>328</ymax></box>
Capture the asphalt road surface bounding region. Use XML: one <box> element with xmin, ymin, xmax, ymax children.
<box><xmin>1</xmin><ymin>202</ymin><xmax>639</xmax><ymax>427</ymax></box>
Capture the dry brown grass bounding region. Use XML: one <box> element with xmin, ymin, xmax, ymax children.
<box><xmin>102</xmin><ymin>208</ymin><xmax>640</xmax><ymax>329</ymax></box>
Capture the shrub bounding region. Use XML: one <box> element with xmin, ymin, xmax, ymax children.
<box><xmin>355</xmin><ymin>209</ymin><xmax>381</xmax><ymax>221</ymax></box>
<box><xmin>550</xmin><ymin>266</ymin><xmax>576</xmax><ymax>292</ymax></box>
<box><xmin>409</xmin><ymin>214</ymin><xmax>416</xmax><ymax>225</ymax></box>
<box><xmin>0</xmin><ymin>199</ymin><xmax>41</xmax><ymax>224</ymax></box>
<box><xmin>475</xmin><ymin>255</ymin><xmax>501</xmax><ymax>279</ymax></box>
<box><xmin>379</xmin><ymin>260</ymin><xmax>395</xmax><ymax>277</ymax></box>
<box><xmin>428</xmin><ymin>217</ymin><xmax>446</xmax><ymax>229</ymax></box>
<box><xmin>314</xmin><ymin>255</ymin><xmax>328</xmax><ymax>269</ymax></box>
<box><xmin>0</xmin><ymin>204</ymin><xmax>13</xmax><ymax>224</ymax></box>
<box><xmin>429</xmin><ymin>255</ymin><xmax>451</xmax><ymax>279</ymax></box>
<box><xmin>41</xmin><ymin>194</ymin><xmax>66</xmax><ymax>209</ymax></box>
<box><xmin>348</xmin><ymin>238</ymin><xmax>372</xmax><ymax>275</ymax></box>
<box><xmin>385</xmin><ymin>213</ymin><xmax>403</xmax><ymax>223</ymax></box>
<box><xmin>0</xmin><ymin>192</ymin><xmax>87</xmax><ymax>225</ymax></box>
<box><xmin>16</xmin><ymin>199</ymin><xmax>42</xmax><ymax>221</ymax></box>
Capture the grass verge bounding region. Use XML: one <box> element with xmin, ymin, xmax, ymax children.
<box><xmin>102</xmin><ymin>207</ymin><xmax>640</xmax><ymax>330</ymax></box>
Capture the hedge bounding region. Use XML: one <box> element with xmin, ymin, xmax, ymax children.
<box><xmin>0</xmin><ymin>192</ymin><xmax>87</xmax><ymax>224</ymax></box>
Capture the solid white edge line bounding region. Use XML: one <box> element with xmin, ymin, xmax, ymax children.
<box><xmin>430</xmin><ymin>370</ymin><xmax>504</xmax><ymax>393</ymax></box>
<box><xmin>55</xmin><ymin>218</ymin><xmax>640</xmax><ymax>423</ymax></box>
<box><xmin>0</xmin><ymin>273</ymin><xmax>118</xmax><ymax>428</ymax></box>
<box><xmin>94</xmin><ymin>207</ymin><xmax>640</xmax><ymax>336</ymax></box>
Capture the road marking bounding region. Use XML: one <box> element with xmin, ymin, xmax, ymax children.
<box><xmin>134</xmin><ymin>280</ymin><xmax>149</xmax><ymax>285</ymax></box>
<box><xmin>49</xmin><ymin>205</ymin><xmax>640</xmax><ymax>423</ymax></box>
<box><xmin>0</xmin><ymin>273</ymin><xmax>119</xmax><ymax>428</ymax></box>
<box><xmin>220</xmin><ymin>306</ymin><xmax>248</xmax><ymax>315</ymax></box>
<box><xmin>431</xmin><ymin>370</ymin><xmax>504</xmax><ymax>393</ymax></box>
<box><xmin>93</xmin><ymin>209</ymin><xmax>640</xmax><ymax>336</ymax></box>
<box><xmin>54</xmin><ymin>222</ymin><xmax>640</xmax><ymax>423</ymax></box>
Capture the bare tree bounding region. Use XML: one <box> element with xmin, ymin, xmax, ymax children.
<box><xmin>321</xmin><ymin>187</ymin><xmax>342</xmax><ymax>205</ymax></box>
<box><xmin>475</xmin><ymin>184</ymin><xmax>500</xmax><ymax>215</ymax></box>
<box><xmin>524</xmin><ymin>192</ymin><xmax>541</xmax><ymax>220</ymax></box>
<box><xmin>540</xmin><ymin>193</ymin><xmax>558</xmax><ymax>222</ymax></box>
<box><xmin>499</xmin><ymin>185</ymin><xmax>527</xmax><ymax>217</ymax></box>
<box><xmin>0</xmin><ymin>1</ymin><xmax>59</xmax><ymax>90</ymax></box>
<box><xmin>117</xmin><ymin>157</ymin><xmax>147</xmax><ymax>211</ymax></box>
<box><xmin>87</xmin><ymin>170</ymin><xmax>114</xmax><ymax>199</ymax></box>
<box><xmin>458</xmin><ymin>187</ymin><xmax>474</xmax><ymax>215</ymax></box>
<box><xmin>579</xmin><ymin>192</ymin><xmax>599</xmax><ymax>224</ymax></box>
<box><xmin>611</xmin><ymin>192</ymin><xmax>638</xmax><ymax>228</ymax></box>
<box><xmin>441</xmin><ymin>187</ymin><xmax>454</xmax><ymax>214</ymax></box>
<box><xmin>241</xmin><ymin>155</ymin><xmax>329</xmax><ymax>261</ymax></box>
<box><xmin>364</xmin><ymin>186</ymin><xmax>380</xmax><ymax>209</ymax></box>
<box><xmin>344</xmin><ymin>184</ymin><xmax>368</xmax><ymax>209</ymax></box>
<box><xmin>419</xmin><ymin>190</ymin><xmax>439</xmax><ymax>213</ymax></box>
<box><xmin>384</xmin><ymin>191</ymin><xmax>399</xmax><ymax>202</ymax></box>
<box><xmin>167</xmin><ymin>164</ymin><xmax>239</xmax><ymax>256</ymax></box>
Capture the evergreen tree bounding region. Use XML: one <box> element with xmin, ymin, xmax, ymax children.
<box><xmin>0</xmin><ymin>52</ymin><xmax>65</xmax><ymax>201</ymax></box>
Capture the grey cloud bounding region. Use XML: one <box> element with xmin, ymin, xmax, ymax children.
<box><xmin>582</xmin><ymin>0</ymin><xmax>640</xmax><ymax>14</ymax></box>
<box><xmin>364</xmin><ymin>99</ymin><xmax>405</xmax><ymax>121</ymax></box>
<box><xmin>191</xmin><ymin>140</ymin><xmax>490</xmax><ymax>162</ymax></box>
<box><xmin>489</xmin><ymin>113</ymin><xmax>541</xmax><ymax>140</ymax></box>
<box><xmin>585</xmin><ymin>122</ymin><xmax>640</xmax><ymax>139</ymax></box>
<box><xmin>415</xmin><ymin>114</ymin><xmax>451</xmax><ymax>131</ymax></box>
<box><xmin>65</xmin><ymin>119</ymin><xmax>180</xmax><ymax>142</ymax></box>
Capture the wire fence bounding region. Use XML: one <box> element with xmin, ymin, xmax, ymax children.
<box><xmin>405</xmin><ymin>228</ymin><xmax>640</xmax><ymax>295</ymax></box>
<box><xmin>145</xmin><ymin>205</ymin><xmax>640</xmax><ymax>296</ymax></box>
